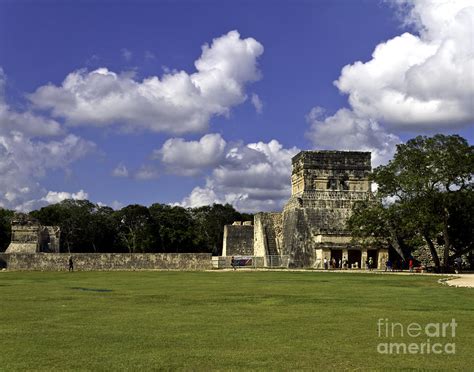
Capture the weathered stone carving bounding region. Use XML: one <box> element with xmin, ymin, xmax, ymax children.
<box><xmin>6</xmin><ymin>213</ymin><xmax>60</xmax><ymax>253</ymax></box>
<box><xmin>282</xmin><ymin>151</ymin><xmax>373</xmax><ymax>267</ymax></box>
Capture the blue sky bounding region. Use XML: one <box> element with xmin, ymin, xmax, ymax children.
<box><xmin>0</xmin><ymin>0</ymin><xmax>472</xmax><ymax>212</ymax></box>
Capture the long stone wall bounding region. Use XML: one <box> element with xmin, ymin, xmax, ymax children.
<box><xmin>0</xmin><ymin>253</ymin><xmax>212</xmax><ymax>271</ymax></box>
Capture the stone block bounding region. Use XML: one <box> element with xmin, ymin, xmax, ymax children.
<box><xmin>222</xmin><ymin>225</ymin><xmax>254</xmax><ymax>256</ymax></box>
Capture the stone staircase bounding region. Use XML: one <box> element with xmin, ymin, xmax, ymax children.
<box><xmin>265</xmin><ymin>226</ymin><xmax>278</xmax><ymax>255</ymax></box>
<box><xmin>265</xmin><ymin>227</ymin><xmax>281</xmax><ymax>267</ymax></box>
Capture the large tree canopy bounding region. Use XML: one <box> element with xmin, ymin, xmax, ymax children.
<box><xmin>349</xmin><ymin>134</ymin><xmax>473</xmax><ymax>271</ymax></box>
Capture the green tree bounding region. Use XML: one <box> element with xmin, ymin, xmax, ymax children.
<box><xmin>31</xmin><ymin>199</ymin><xmax>96</xmax><ymax>252</ymax></box>
<box><xmin>441</xmin><ymin>189</ymin><xmax>474</xmax><ymax>260</ymax></box>
<box><xmin>0</xmin><ymin>208</ymin><xmax>14</xmax><ymax>252</ymax></box>
<box><xmin>90</xmin><ymin>206</ymin><xmax>120</xmax><ymax>252</ymax></box>
<box><xmin>115</xmin><ymin>204</ymin><xmax>154</xmax><ymax>253</ymax></box>
<box><xmin>364</xmin><ymin>134</ymin><xmax>473</xmax><ymax>270</ymax></box>
<box><xmin>348</xmin><ymin>200</ymin><xmax>407</xmax><ymax>260</ymax></box>
<box><xmin>149</xmin><ymin>204</ymin><xmax>198</xmax><ymax>253</ymax></box>
<box><xmin>31</xmin><ymin>199</ymin><xmax>118</xmax><ymax>253</ymax></box>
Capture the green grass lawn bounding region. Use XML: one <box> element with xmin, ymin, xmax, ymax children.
<box><xmin>0</xmin><ymin>271</ymin><xmax>472</xmax><ymax>370</ymax></box>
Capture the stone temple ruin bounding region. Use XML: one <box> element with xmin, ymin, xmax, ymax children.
<box><xmin>5</xmin><ymin>213</ymin><xmax>60</xmax><ymax>254</ymax></box>
<box><xmin>222</xmin><ymin>150</ymin><xmax>388</xmax><ymax>269</ymax></box>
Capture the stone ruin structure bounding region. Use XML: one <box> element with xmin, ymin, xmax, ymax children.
<box><xmin>5</xmin><ymin>213</ymin><xmax>60</xmax><ymax>254</ymax></box>
<box><xmin>222</xmin><ymin>150</ymin><xmax>388</xmax><ymax>269</ymax></box>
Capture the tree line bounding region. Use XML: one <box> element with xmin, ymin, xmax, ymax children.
<box><xmin>0</xmin><ymin>202</ymin><xmax>252</xmax><ymax>255</ymax></box>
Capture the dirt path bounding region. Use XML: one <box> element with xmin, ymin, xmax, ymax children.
<box><xmin>444</xmin><ymin>274</ymin><xmax>474</xmax><ymax>288</ymax></box>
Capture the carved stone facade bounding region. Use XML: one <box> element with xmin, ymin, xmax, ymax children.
<box><xmin>222</xmin><ymin>150</ymin><xmax>389</xmax><ymax>269</ymax></box>
<box><xmin>6</xmin><ymin>213</ymin><xmax>60</xmax><ymax>253</ymax></box>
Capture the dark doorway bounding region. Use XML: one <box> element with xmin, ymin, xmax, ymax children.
<box><xmin>367</xmin><ymin>250</ymin><xmax>378</xmax><ymax>269</ymax></box>
<box><xmin>348</xmin><ymin>250</ymin><xmax>361</xmax><ymax>268</ymax></box>
<box><xmin>38</xmin><ymin>228</ymin><xmax>51</xmax><ymax>253</ymax></box>
<box><xmin>331</xmin><ymin>249</ymin><xmax>342</xmax><ymax>267</ymax></box>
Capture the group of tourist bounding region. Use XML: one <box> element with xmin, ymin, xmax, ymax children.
<box><xmin>384</xmin><ymin>258</ymin><xmax>416</xmax><ymax>272</ymax></box>
<box><xmin>323</xmin><ymin>257</ymin><xmax>352</xmax><ymax>270</ymax></box>
<box><xmin>322</xmin><ymin>257</ymin><xmax>338</xmax><ymax>270</ymax></box>
<box><xmin>323</xmin><ymin>256</ymin><xmax>377</xmax><ymax>270</ymax></box>
<box><xmin>321</xmin><ymin>256</ymin><xmax>423</xmax><ymax>272</ymax></box>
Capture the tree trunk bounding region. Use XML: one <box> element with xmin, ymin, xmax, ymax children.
<box><xmin>423</xmin><ymin>232</ymin><xmax>440</xmax><ymax>272</ymax></box>
<box><xmin>442</xmin><ymin>207</ymin><xmax>451</xmax><ymax>271</ymax></box>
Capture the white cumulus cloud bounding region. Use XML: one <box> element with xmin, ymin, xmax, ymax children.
<box><xmin>0</xmin><ymin>70</ymin><xmax>96</xmax><ymax>211</ymax></box>
<box><xmin>0</xmin><ymin>132</ymin><xmax>95</xmax><ymax>211</ymax></box>
<box><xmin>156</xmin><ymin>133</ymin><xmax>227</xmax><ymax>176</ymax></box>
<box><xmin>335</xmin><ymin>0</ymin><xmax>474</xmax><ymax>129</ymax></box>
<box><xmin>177</xmin><ymin>139</ymin><xmax>300</xmax><ymax>212</ymax></box>
<box><xmin>307</xmin><ymin>0</ymin><xmax>473</xmax><ymax>165</ymax></box>
<box><xmin>306</xmin><ymin>108</ymin><xmax>401</xmax><ymax>166</ymax></box>
<box><xmin>41</xmin><ymin>189</ymin><xmax>89</xmax><ymax>204</ymax></box>
<box><xmin>29</xmin><ymin>30</ymin><xmax>264</xmax><ymax>135</ymax></box>
<box><xmin>0</xmin><ymin>68</ymin><xmax>62</xmax><ymax>138</ymax></box>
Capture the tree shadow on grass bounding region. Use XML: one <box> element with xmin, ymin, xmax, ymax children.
<box><xmin>69</xmin><ymin>287</ymin><xmax>113</xmax><ymax>293</ymax></box>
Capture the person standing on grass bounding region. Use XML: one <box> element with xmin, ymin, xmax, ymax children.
<box><xmin>231</xmin><ymin>256</ymin><xmax>236</xmax><ymax>271</ymax></box>
<box><xmin>369</xmin><ymin>257</ymin><xmax>373</xmax><ymax>271</ymax></box>
<box><xmin>323</xmin><ymin>258</ymin><xmax>328</xmax><ymax>270</ymax></box>
<box><xmin>409</xmin><ymin>258</ymin><xmax>414</xmax><ymax>272</ymax></box>
<box><xmin>68</xmin><ymin>256</ymin><xmax>74</xmax><ymax>272</ymax></box>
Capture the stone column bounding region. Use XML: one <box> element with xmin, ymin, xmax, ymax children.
<box><xmin>323</xmin><ymin>248</ymin><xmax>331</xmax><ymax>269</ymax></box>
<box><xmin>378</xmin><ymin>248</ymin><xmax>389</xmax><ymax>270</ymax></box>
<box><xmin>314</xmin><ymin>248</ymin><xmax>323</xmax><ymax>269</ymax></box>
<box><xmin>253</xmin><ymin>214</ymin><xmax>266</xmax><ymax>257</ymax></box>
<box><xmin>222</xmin><ymin>225</ymin><xmax>229</xmax><ymax>256</ymax></box>
<box><xmin>342</xmin><ymin>248</ymin><xmax>349</xmax><ymax>268</ymax></box>
<box><xmin>361</xmin><ymin>248</ymin><xmax>368</xmax><ymax>270</ymax></box>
